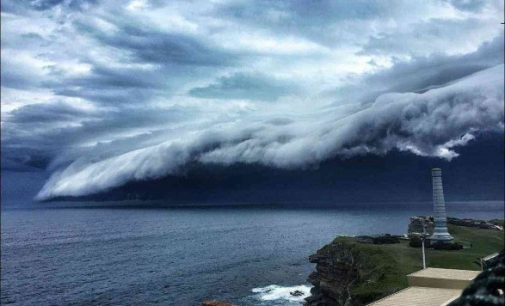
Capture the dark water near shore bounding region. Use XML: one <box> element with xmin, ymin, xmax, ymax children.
<box><xmin>1</xmin><ymin>201</ymin><xmax>503</xmax><ymax>306</ymax></box>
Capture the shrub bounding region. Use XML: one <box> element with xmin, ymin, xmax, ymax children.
<box><xmin>432</xmin><ymin>242</ymin><xmax>463</xmax><ymax>250</ymax></box>
<box><xmin>372</xmin><ymin>234</ymin><xmax>400</xmax><ymax>244</ymax></box>
<box><xmin>409</xmin><ymin>236</ymin><xmax>423</xmax><ymax>248</ymax></box>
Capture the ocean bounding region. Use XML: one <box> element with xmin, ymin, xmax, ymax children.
<box><xmin>1</xmin><ymin>201</ymin><xmax>503</xmax><ymax>306</ymax></box>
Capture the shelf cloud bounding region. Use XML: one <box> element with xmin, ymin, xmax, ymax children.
<box><xmin>1</xmin><ymin>0</ymin><xmax>503</xmax><ymax>200</ymax></box>
<box><xmin>34</xmin><ymin>64</ymin><xmax>504</xmax><ymax>199</ymax></box>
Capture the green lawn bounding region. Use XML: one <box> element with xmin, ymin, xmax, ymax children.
<box><xmin>341</xmin><ymin>225</ymin><xmax>504</xmax><ymax>303</ymax></box>
<box><xmin>426</xmin><ymin>224</ymin><xmax>504</xmax><ymax>270</ymax></box>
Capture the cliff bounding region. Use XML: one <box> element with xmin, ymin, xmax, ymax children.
<box><xmin>306</xmin><ymin>237</ymin><xmax>405</xmax><ymax>306</ymax></box>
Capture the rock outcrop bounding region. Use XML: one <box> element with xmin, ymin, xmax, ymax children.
<box><xmin>408</xmin><ymin>216</ymin><xmax>434</xmax><ymax>236</ymax></box>
<box><xmin>305</xmin><ymin>238</ymin><xmax>397</xmax><ymax>306</ymax></box>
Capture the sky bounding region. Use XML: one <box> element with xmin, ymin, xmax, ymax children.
<box><xmin>1</xmin><ymin>0</ymin><xmax>504</xmax><ymax>202</ymax></box>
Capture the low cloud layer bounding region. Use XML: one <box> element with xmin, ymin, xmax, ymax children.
<box><xmin>35</xmin><ymin>64</ymin><xmax>504</xmax><ymax>199</ymax></box>
<box><xmin>0</xmin><ymin>0</ymin><xmax>504</xmax><ymax>200</ymax></box>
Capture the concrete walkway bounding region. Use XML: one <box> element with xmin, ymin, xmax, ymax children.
<box><xmin>367</xmin><ymin>268</ymin><xmax>480</xmax><ymax>306</ymax></box>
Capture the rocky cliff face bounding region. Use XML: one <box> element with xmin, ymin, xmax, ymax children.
<box><xmin>305</xmin><ymin>238</ymin><xmax>396</xmax><ymax>306</ymax></box>
<box><xmin>305</xmin><ymin>241</ymin><xmax>359</xmax><ymax>306</ymax></box>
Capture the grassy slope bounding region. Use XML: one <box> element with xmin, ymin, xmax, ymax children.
<box><xmin>344</xmin><ymin>224</ymin><xmax>504</xmax><ymax>302</ymax></box>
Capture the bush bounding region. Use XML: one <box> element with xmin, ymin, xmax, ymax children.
<box><xmin>409</xmin><ymin>236</ymin><xmax>423</xmax><ymax>248</ymax></box>
<box><xmin>372</xmin><ymin>234</ymin><xmax>400</xmax><ymax>244</ymax></box>
<box><xmin>357</xmin><ymin>234</ymin><xmax>400</xmax><ymax>244</ymax></box>
<box><xmin>432</xmin><ymin>242</ymin><xmax>463</xmax><ymax>250</ymax></box>
<box><xmin>489</xmin><ymin>219</ymin><xmax>504</xmax><ymax>227</ymax></box>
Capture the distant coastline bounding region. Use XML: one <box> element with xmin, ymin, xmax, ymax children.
<box><xmin>3</xmin><ymin>198</ymin><xmax>505</xmax><ymax>210</ymax></box>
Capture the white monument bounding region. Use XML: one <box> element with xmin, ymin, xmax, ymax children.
<box><xmin>429</xmin><ymin>168</ymin><xmax>454</xmax><ymax>243</ymax></box>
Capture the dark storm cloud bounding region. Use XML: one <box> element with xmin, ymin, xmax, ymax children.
<box><xmin>338</xmin><ymin>33</ymin><xmax>505</xmax><ymax>104</ymax></box>
<box><xmin>36</xmin><ymin>64</ymin><xmax>504</xmax><ymax>199</ymax></box>
<box><xmin>75</xmin><ymin>19</ymin><xmax>238</xmax><ymax>67</ymax></box>
<box><xmin>1</xmin><ymin>0</ymin><xmax>503</xmax><ymax>199</ymax></box>
<box><xmin>6</xmin><ymin>101</ymin><xmax>94</xmax><ymax>124</ymax></box>
<box><xmin>3</xmin><ymin>102</ymin><xmax>200</xmax><ymax>157</ymax></box>
<box><xmin>46</xmin><ymin>63</ymin><xmax>170</xmax><ymax>105</ymax></box>
<box><xmin>2</xmin><ymin>102</ymin><xmax>99</xmax><ymax>156</ymax></box>
<box><xmin>47</xmin><ymin>65</ymin><xmax>164</xmax><ymax>89</ymax></box>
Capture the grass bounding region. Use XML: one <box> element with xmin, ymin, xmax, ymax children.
<box><xmin>336</xmin><ymin>225</ymin><xmax>504</xmax><ymax>303</ymax></box>
<box><xmin>426</xmin><ymin>224</ymin><xmax>504</xmax><ymax>269</ymax></box>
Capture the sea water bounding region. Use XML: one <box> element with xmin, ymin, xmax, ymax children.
<box><xmin>1</xmin><ymin>201</ymin><xmax>503</xmax><ymax>306</ymax></box>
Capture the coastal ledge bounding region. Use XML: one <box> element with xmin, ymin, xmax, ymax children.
<box><xmin>305</xmin><ymin>218</ymin><xmax>505</xmax><ymax>306</ymax></box>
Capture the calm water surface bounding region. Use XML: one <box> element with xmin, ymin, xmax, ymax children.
<box><xmin>1</xmin><ymin>201</ymin><xmax>503</xmax><ymax>306</ymax></box>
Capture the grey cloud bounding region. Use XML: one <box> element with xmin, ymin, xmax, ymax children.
<box><xmin>446</xmin><ymin>0</ymin><xmax>487</xmax><ymax>12</ymax></box>
<box><xmin>2</xmin><ymin>1</ymin><xmax>243</xmax><ymax>107</ymax></box>
<box><xmin>217</xmin><ymin>0</ymin><xmax>386</xmax><ymax>29</ymax></box>
<box><xmin>6</xmin><ymin>102</ymin><xmax>94</xmax><ymax>124</ymax></box>
<box><xmin>30</xmin><ymin>0</ymin><xmax>96</xmax><ymax>11</ymax></box>
<box><xmin>189</xmin><ymin>73</ymin><xmax>297</xmax><ymax>101</ymax></box>
<box><xmin>360</xmin><ymin>18</ymin><xmax>500</xmax><ymax>57</ymax></box>
<box><xmin>0</xmin><ymin>0</ymin><xmax>97</xmax><ymax>13</ymax></box>
<box><xmin>0</xmin><ymin>68</ymin><xmax>40</xmax><ymax>90</ymax></box>
<box><xmin>0</xmin><ymin>55</ymin><xmax>46</xmax><ymax>90</ymax></box>
<box><xmin>30</xmin><ymin>0</ymin><xmax>68</xmax><ymax>10</ymax></box>
<box><xmin>53</xmin><ymin>86</ymin><xmax>158</xmax><ymax>106</ymax></box>
<box><xmin>334</xmin><ymin>33</ymin><xmax>504</xmax><ymax>105</ymax></box>
<box><xmin>1</xmin><ymin>102</ymin><xmax>98</xmax><ymax>157</ymax></box>
<box><xmin>214</xmin><ymin>0</ymin><xmax>399</xmax><ymax>47</ymax></box>
<box><xmin>2</xmin><ymin>102</ymin><xmax>200</xmax><ymax>157</ymax></box>
<box><xmin>48</xmin><ymin>16</ymin><xmax>241</xmax><ymax>104</ymax></box>
<box><xmin>1</xmin><ymin>0</ymin><xmax>504</xmax><ymax>200</ymax></box>
<box><xmin>75</xmin><ymin>18</ymin><xmax>238</xmax><ymax>67</ymax></box>
<box><xmin>211</xmin><ymin>0</ymin><xmax>485</xmax><ymax>51</ymax></box>
<box><xmin>45</xmin><ymin>64</ymin><xmax>170</xmax><ymax>104</ymax></box>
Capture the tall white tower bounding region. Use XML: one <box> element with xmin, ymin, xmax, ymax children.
<box><xmin>429</xmin><ymin>168</ymin><xmax>454</xmax><ymax>243</ymax></box>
